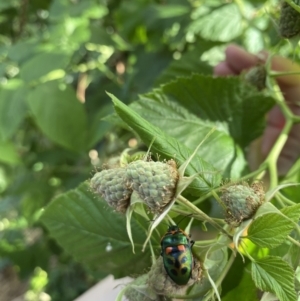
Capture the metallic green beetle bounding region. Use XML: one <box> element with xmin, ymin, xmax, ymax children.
<box><xmin>160</xmin><ymin>225</ymin><xmax>194</xmax><ymax>285</ymax></box>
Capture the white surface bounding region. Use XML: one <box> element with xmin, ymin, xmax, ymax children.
<box><xmin>74</xmin><ymin>276</ymin><xmax>132</xmax><ymax>301</ymax></box>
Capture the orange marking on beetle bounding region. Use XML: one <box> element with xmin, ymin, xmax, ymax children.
<box><xmin>177</xmin><ymin>245</ymin><xmax>186</xmax><ymax>252</ymax></box>
<box><xmin>166</xmin><ymin>247</ymin><xmax>173</xmax><ymax>254</ymax></box>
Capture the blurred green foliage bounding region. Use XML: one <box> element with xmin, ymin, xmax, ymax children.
<box><xmin>0</xmin><ymin>0</ymin><xmax>299</xmax><ymax>300</ymax></box>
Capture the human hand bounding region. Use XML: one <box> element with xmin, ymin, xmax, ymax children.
<box><xmin>214</xmin><ymin>44</ymin><xmax>300</xmax><ymax>175</ymax></box>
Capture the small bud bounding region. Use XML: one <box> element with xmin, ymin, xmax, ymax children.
<box><xmin>90</xmin><ymin>168</ymin><xmax>131</xmax><ymax>213</ymax></box>
<box><xmin>244</xmin><ymin>65</ymin><xmax>267</xmax><ymax>91</ymax></box>
<box><xmin>126</xmin><ymin>160</ymin><xmax>179</xmax><ymax>212</ymax></box>
<box><xmin>147</xmin><ymin>257</ymin><xmax>202</xmax><ymax>296</ymax></box>
<box><xmin>279</xmin><ymin>1</ymin><xmax>300</xmax><ymax>38</ymax></box>
<box><xmin>221</xmin><ymin>182</ymin><xmax>265</xmax><ymax>227</ymax></box>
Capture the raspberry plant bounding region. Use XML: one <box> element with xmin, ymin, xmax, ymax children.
<box><xmin>41</xmin><ymin>1</ymin><xmax>300</xmax><ymax>300</ymax></box>
<box><xmin>1</xmin><ymin>0</ymin><xmax>300</xmax><ymax>301</ymax></box>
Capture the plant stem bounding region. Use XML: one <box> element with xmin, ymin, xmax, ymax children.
<box><xmin>171</xmin><ymin>207</ymin><xmax>226</xmax><ymax>226</ymax></box>
<box><xmin>171</xmin><ymin>207</ymin><xmax>194</xmax><ymax>216</ymax></box>
<box><xmin>270</xmin><ymin>70</ymin><xmax>300</xmax><ymax>77</ymax></box>
<box><xmin>211</xmin><ymin>218</ymin><xmax>226</xmax><ymax>225</ymax></box>
<box><xmin>285</xmin><ymin>0</ymin><xmax>300</xmax><ymax>14</ymax></box>
<box><xmin>288</xmin><ymin>236</ymin><xmax>300</xmax><ymax>248</ymax></box>
<box><xmin>193</xmin><ymin>162</ymin><xmax>269</xmax><ymax>207</ymax></box>
<box><xmin>240</xmin><ymin>162</ymin><xmax>268</xmax><ymax>182</ymax></box>
<box><xmin>263</xmin><ymin>119</ymin><xmax>293</xmax><ymax>188</ymax></box>
<box><xmin>177</xmin><ymin>195</ymin><xmax>230</xmax><ymax>236</ymax></box>
<box><xmin>277</xmin><ymin>192</ymin><xmax>296</xmax><ymax>205</ymax></box>
<box><xmin>274</xmin><ymin>195</ymin><xmax>285</xmax><ymax>208</ymax></box>
<box><xmin>193</xmin><ymin>164</ymin><xmax>268</xmax><ymax>207</ymax></box>
<box><xmin>192</xmin><ymin>190</ymin><xmax>213</xmax><ymax>206</ymax></box>
<box><xmin>211</xmin><ymin>190</ymin><xmax>226</xmax><ymax>211</ymax></box>
<box><xmin>234</xmin><ymin>0</ymin><xmax>247</xmax><ymax>19</ymax></box>
<box><xmin>201</xmin><ymin>251</ymin><xmax>236</xmax><ymax>301</ymax></box>
<box><xmin>194</xmin><ymin>238</ymin><xmax>218</xmax><ymax>246</ymax></box>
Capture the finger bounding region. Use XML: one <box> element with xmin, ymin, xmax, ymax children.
<box><xmin>270</xmin><ymin>56</ymin><xmax>300</xmax><ymax>104</ymax></box>
<box><xmin>277</xmin><ymin>123</ymin><xmax>300</xmax><ymax>175</ymax></box>
<box><xmin>224</xmin><ymin>44</ymin><xmax>259</xmax><ymax>74</ymax></box>
<box><xmin>262</xmin><ymin>105</ymin><xmax>300</xmax><ymax>175</ymax></box>
<box><xmin>213</xmin><ymin>62</ymin><xmax>236</xmax><ymax>76</ymax></box>
<box><xmin>261</xmin><ymin>106</ymin><xmax>285</xmax><ymax>157</ymax></box>
<box><xmin>271</xmin><ymin>55</ymin><xmax>300</xmax><ymax>86</ymax></box>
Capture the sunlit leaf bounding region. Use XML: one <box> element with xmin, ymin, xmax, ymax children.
<box><xmin>251</xmin><ymin>256</ymin><xmax>297</xmax><ymax>301</ymax></box>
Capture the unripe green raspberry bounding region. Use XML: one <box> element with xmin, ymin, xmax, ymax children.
<box><xmin>244</xmin><ymin>65</ymin><xmax>267</xmax><ymax>91</ymax></box>
<box><xmin>90</xmin><ymin>168</ymin><xmax>131</xmax><ymax>213</ymax></box>
<box><xmin>126</xmin><ymin>160</ymin><xmax>179</xmax><ymax>212</ymax></box>
<box><xmin>221</xmin><ymin>182</ymin><xmax>265</xmax><ymax>227</ymax></box>
<box><xmin>279</xmin><ymin>1</ymin><xmax>300</xmax><ymax>38</ymax></box>
<box><xmin>124</xmin><ymin>274</ymin><xmax>166</xmax><ymax>301</ymax></box>
<box><xmin>147</xmin><ymin>257</ymin><xmax>202</xmax><ymax>296</ymax></box>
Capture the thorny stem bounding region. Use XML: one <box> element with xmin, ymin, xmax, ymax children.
<box><xmin>177</xmin><ymin>195</ymin><xmax>231</xmax><ymax>236</ymax></box>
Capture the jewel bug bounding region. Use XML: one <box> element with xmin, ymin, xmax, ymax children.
<box><xmin>160</xmin><ymin>225</ymin><xmax>194</xmax><ymax>285</ymax></box>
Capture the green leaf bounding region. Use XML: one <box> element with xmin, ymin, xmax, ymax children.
<box><xmin>132</xmin><ymin>50</ymin><xmax>172</xmax><ymax>93</ymax></box>
<box><xmin>69</xmin><ymin>1</ymin><xmax>108</xmax><ymax>19</ymax></box>
<box><xmin>156</xmin><ymin>74</ymin><xmax>275</xmax><ymax>148</ymax></box>
<box><xmin>280</xmin><ymin>158</ymin><xmax>300</xmax><ymax>202</ymax></box>
<box><xmin>0</xmin><ymin>1</ymin><xmax>18</xmax><ymax>10</ymax></box>
<box><xmin>247</xmin><ymin>213</ymin><xmax>296</xmax><ymax>249</ymax></box>
<box><xmin>189</xmin><ymin>247</ymin><xmax>228</xmax><ymax>300</ymax></box>
<box><xmin>149</xmin><ymin>4</ymin><xmax>190</xmax><ymax>19</ymax></box>
<box><xmin>8</xmin><ymin>39</ymin><xmax>39</xmax><ymax>63</ymax></box>
<box><xmin>0</xmin><ymin>80</ymin><xmax>27</xmax><ymax>140</ymax></box>
<box><xmin>40</xmin><ymin>182</ymin><xmax>156</xmax><ymax>278</ymax></box>
<box><xmin>108</xmin><ymin>92</ymin><xmax>222</xmax><ymax>194</ymax></box>
<box><xmin>85</xmin><ymin>105</ymin><xmax>113</xmax><ymax>149</ymax></box>
<box><xmin>266</xmin><ymin>183</ymin><xmax>300</xmax><ymax>202</ymax></box>
<box><xmin>222</xmin><ymin>263</ymin><xmax>258</xmax><ymax>301</ymax></box>
<box><xmin>20</xmin><ymin>52</ymin><xmax>70</xmax><ymax>82</ymax></box>
<box><xmin>131</xmin><ymin>94</ymin><xmax>246</xmax><ymax>178</ymax></box>
<box><xmin>251</xmin><ymin>256</ymin><xmax>297</xmax><ymax>301</ymax></box>
<box><xmin>155</xmin><ymin>39</ymin><xmax>218</xmax><ymax>85</ymax></box>
<box><xmin>188</xmin><ymin>4</ymin><xmax>243</xmax><ymax>42</ymax></box>
<box><xmin>284</xmin><ymin>240</ymin><xmax>300</xmax><ymax>270</ymax></box>
<box><xmin>0</xmin><ymin>141</ymin><xmax>21</xmax><ymax>165</ymax></box>
<box><xmin>27</xmin><ymin>81</ymin><xmax>88</xmax><ymax>151</ymax></box>
<box><xmin>281</xmin><ymin>203</ymin><xmax>300</xmax><ymax>222</ymax></box>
